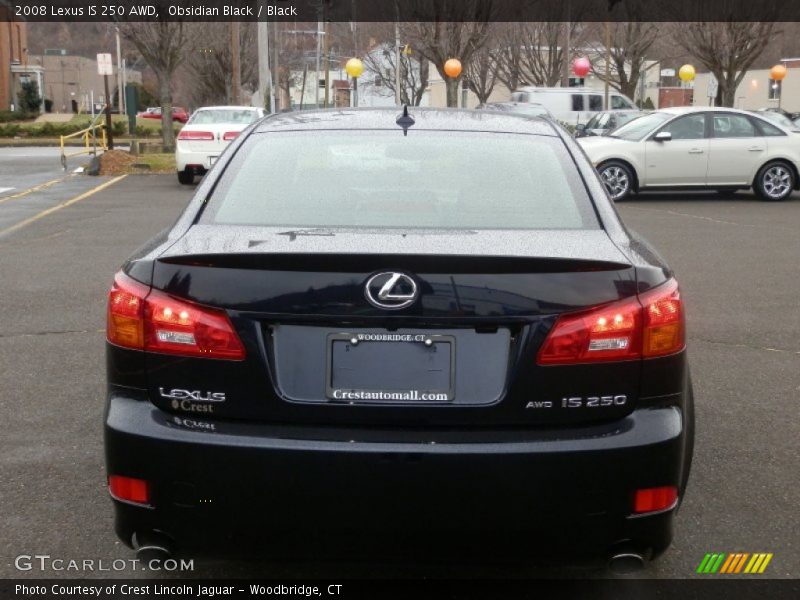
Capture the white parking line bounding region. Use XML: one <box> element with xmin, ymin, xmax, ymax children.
<box><xmin>0</xmin><ymin>187</ymin><xmax>14</xmax><ymax>195</ymax></box>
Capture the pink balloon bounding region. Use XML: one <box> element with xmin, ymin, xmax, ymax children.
<box><xmin>573</xmin><ymin>57</ymin><xmax>591</xmax><ymax>78</ymax></box>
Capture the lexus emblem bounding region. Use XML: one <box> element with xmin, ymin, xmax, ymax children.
<box><xmin>364</xmin><ymin>272</ymin><xmax>418</xmax><ymax>310</ymax></box>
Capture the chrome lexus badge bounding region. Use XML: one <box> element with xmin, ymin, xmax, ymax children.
<box><xmin>364</xmin><ymin>272</ymin><xmax>418</xmax><ymax>310</ymax></box>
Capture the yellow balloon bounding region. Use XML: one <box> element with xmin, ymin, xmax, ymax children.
<box><xmin>678</xmin><ymin>64</ymin><xmax>696</xmax><ymax>82</ymax></box>
<box><xmin>345</xmin><ymin>58</ymin><xmax>364</xmax><ymax>78</ymax></box>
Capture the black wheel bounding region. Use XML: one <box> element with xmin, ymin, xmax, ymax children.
<box><xmin>754</xmin><ymin>161</ymin><xmax>794</xmax><ymax>201</ymax></box>
<box><xmin>177</xmin><ymin>169</ymin><xmax>194</xmax><ymax>185</ymax></box>
<box><xmin>597</xmin><ymin>161</ymin><xmax>634</xmax><ymax>201</ymax></box>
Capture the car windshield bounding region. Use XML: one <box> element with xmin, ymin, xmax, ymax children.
<box><xmin>188</xmin><ymin>109</ymin><xmax>260</xmax><ymax>125</ymax></box>
<box><xmin>609</xmin><ymin>112</ymin><xmax>672</xmax><ymax>140</ymax></box>
<box><xmin>204</xmin><ymin>130</ymin><xmax>599</xmax><ymax>230</ymax></box>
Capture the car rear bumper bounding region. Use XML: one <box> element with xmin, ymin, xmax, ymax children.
<box><xmin>175</xmin><ymin>148</ymin><xmax>216</xmax><ymax>172</ymax></box>
<box><xmin>105</xmin><ymin>392</ymin><xmax>690</xmax><ymax>561</ymax></box>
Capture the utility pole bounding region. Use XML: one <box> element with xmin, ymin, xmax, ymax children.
<box><xmin>315</xmin><ymin>18</ymin><xmax>322</xmax><ymax>108</ymax></box>
<box><xmin>272</xmin><ymin>21</ymin><xmax>280</xmax><ymax>111</ymax></box>
<box><xmin>257</xmin><ymin>20</ymin><xmax>268</xmax><ymax>110</ymax></box>
<box><xmin>115</xmin><ymin>27</ymin><xmax>124</xmax><ymax>115</ymax></box>
<box><xmin>323</xmin><ymin>19</ymin><xmax>330</xmax><ymax>108</ymax></box>
<box><xmin>231</xmin><ymin>21</ymin><xmax>241</xmax><ymax>105</ymax></box>
<box><xmin>394</xmin><ymin>22</ymin><xmax>401</xmax><ymax>105</ymax></box>
<box><xmin>604</xmin><ymin>22</ymin><xmax>611</xmax><ymax>109</ymax></box>
<box><xmin>561</xmin><ymin>0</ymin><xmax>571</xmax><ymax>87</ymax></box>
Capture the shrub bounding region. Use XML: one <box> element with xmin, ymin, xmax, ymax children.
<box><xmin>0</xmin><ymin>124</ymin><xmax>21</xmax><ymax>137</ymax></box>
<box><xmin>0</xmin><ymin>110</ymin><xmax>35</xmax><ymax>123</ymax></box>
<box><xmin>17</xmin><ymin>80</ymin><xmax>42</xmax><ymax>115</ymax></box>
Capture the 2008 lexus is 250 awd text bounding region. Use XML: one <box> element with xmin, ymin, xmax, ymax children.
<box><xmin>104</xmin><ymin>108</ymin><xmax>693</xmax><ymax>570</ymax></box>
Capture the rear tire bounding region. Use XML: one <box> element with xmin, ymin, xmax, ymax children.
<box><xmin>597</xmin><ymin>161</ymin><xmax>634</xmax><ymax>202</ymax></box>
<box><xmin>177</xmin><ymin>169</ymin><xmax>194</xmax><ymax>185</ymax></box>
<box><xmin>754</xmin><ymin>161</ymin><xmax>794</xmax><ymax>201</ymax></box>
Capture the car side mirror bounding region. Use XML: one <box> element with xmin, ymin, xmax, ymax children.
<box><xmin>653</xmin><ymin>131</ymin><xmax>672</xmax><ymax>142</ymax></box>
<box><xmin>575</xmin><ymin>123</ymin><xmax>585</xmax><ymax>131</ymax></box>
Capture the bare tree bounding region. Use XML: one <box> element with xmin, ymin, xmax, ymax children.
<box><xmin>404</xmin><ymin>2</ymin><xmax>493</xmax><ymax>107</ymax></box>
<box><xmin>464</xmin><ymin>45</ymin><xmax>498</xmax><ymax>105</ymax></box>
<box><xmin>362</xmin><ymin>28</ymin><xmax>430</xmax><ymax>106</ymax></box>
<box><xmin>673</xmin><ymin>22</ymin><xmax>778</xmax><ymax>107</ymax></box>
<box><xmin>118</xmin><ymin>22</ymin><xmax>192</xmax><ymax>150</ymax></box>
<box><xmin>493</xmin><ymin>22</ymin><xmax>585</xmax><ymax>91</ymax></box>
<box><xmin>185</xmin><ymin>23</ymin><xmax>258</xmax><ymax>107</ymax></box>
<box><xmin>586</xmin><ymin>22</ymin><xmax>662</xmax><ymax>100</ymax></box>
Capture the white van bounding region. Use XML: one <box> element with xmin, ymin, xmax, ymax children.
<box><xmin>510</xmin><ymin>87</ymin><xmax>637</xmax><ymax>125</ymax></box>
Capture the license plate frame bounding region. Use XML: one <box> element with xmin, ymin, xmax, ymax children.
<box><xmin>325</xmin><ymin>332</ymin><xmax>456</xmax><ymax>404</ymax></box>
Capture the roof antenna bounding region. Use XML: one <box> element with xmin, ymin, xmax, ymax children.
<box><xmin>396</xmin><ymin>105</ymin><xmax>415</xmax><ymax>136</ymax></box>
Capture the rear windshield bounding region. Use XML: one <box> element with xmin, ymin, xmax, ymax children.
<box><xmin>188</xmin><ymin>109</ymin><xmax>260</xmax><ymax>125</ymax></box>
<box><xmin>203</xmin><ymin>130</ymin><xmax>599</xmax><ymax>230</ymax></box>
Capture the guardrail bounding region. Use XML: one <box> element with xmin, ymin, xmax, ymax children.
<box><xmin>60</xmin><ymin>116</ymin><xmax>107</xmax><ymax>170</ymax></box>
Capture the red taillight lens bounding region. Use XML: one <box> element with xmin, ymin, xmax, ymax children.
<box><xmin>223</xmin><ymin>131</ymin><xmax>240</xmax><ymax>141</ymax></box>
<box><xmin>537</xmin><ymin>279</ymin><xmax>684</xmax><ymax>365</ymax></box>
<box><xmin>106</xmin><ymin>272</ymin><xmax>245</xmax><ymax>360</ymax></box>
<box><xmin>633</xmin><ymin>486</ymin><xmax>678</xmax><ymax>514</ymax></box>
<box><xmin>177</xmin><ymin>130</ymin><xmax>214</xmax><ymax>141</ymax></box>
<box><xmin>108</xmin><ymin>475</ymin><xmax>150</xmax><ymax>505</ymax></box>
<box><xmin>144</xmin><ymin>290</ymin><xmax>245</xmax><ymax>360</ymax></box>
<box><xmin>537</xmin><ymin>296</ymin><xmax>642</xmax><ymax>364</ymax></box>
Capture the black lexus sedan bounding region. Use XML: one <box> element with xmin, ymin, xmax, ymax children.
<box><xmin>105</xmin><ymin>108</ymin><xmax>693</xmax><ymax>569</ymax></box>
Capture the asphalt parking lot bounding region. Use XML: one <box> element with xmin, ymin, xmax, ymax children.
<box><xmin>0</xmin><ymin>167</ymin><xmax>798</xmax><ymax>579</ymax></box>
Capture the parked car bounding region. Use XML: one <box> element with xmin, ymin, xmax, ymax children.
<box><xmin>578</xmin><ymin>106</ymin><xmax>799</xmax><ymax>201</ymax></box>
<box><xmin>758</xmin><ymin>106</ymin><xmax>800</xmax><ymax>121</ymax></box>
<box><xmin>479</xmin><ymin>101</ymin><xmax>555</xmax><ymax>119</ymax></box>
<box><xmin>510</xmin><ymin>87</ymin><xmax>637</xmax><ymax>125</ymax></box>
<box><xmin>137</xmin><ymin>106</ymin><xmax>190</xmax><ymax>123</ymax></box>
<box><xmin>575</xmin><ymin>110</ymin><xmax>645</xmax><ymax>137</ymax></box>
<box><xmin>752</xmin><ymin>109</ymin><xmax>800</xmax><ymax>132</ymax></box>
<box><xmin>175</xmin><ymin>106</ymin><xmax>266</xmax><ymax>184</ymax></box>
<box><xmin>106</xmin><ymin>107</ymin><xmax>693</xmax><ymax>567</ymax></box>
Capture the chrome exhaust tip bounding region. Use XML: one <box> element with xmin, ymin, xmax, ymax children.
<box><xmin>609</xmin><ymin>551</ymin><xmax>646</xmax><ymax>574</ymax></box>
<box><xmin>133</xmin><ymin>531</ymin><xmax>174</xmax><ymax>563</ymax></box>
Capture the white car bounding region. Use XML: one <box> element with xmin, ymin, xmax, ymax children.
<box><xmin>578</xmin><ymin>106</ymin><xmax>800</xmax><ymax>201</ymax></box>
<box><xmin>176</xmin><ymin>106</ymin><xmax>266</xmax><ymax>184</ymax></box>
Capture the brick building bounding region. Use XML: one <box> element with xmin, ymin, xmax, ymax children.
<box><xmin>1</xmin><ymin>1</ymin><xmax>44</xmax><ymax>111</ymax></box>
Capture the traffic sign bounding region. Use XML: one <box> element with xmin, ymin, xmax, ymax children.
<box><xmin>708</xmin><ymin>75</ymin><xmax>719</xmax><ymax>98</ymax></box>
<box><xmin>97</xmin><ymin>53</ymin><xmax>113</xmax><ymax>76</ymax></box>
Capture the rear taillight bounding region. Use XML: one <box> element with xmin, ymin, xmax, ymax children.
<box><xmin>633</xmin><ymin>486</ymin><xmax>678</xmax><ymax>514</ymax></box>
<box><xmin>107</xmin><ymin>273</ymin><xmax>147</xmax><ymax>348</ymax></box>
<box><xmin>177</xmin><ymin>130</ymin><xmax>214</xmax><ymax>141</ymax></box>
<box><xmin>106</xmin><ymin>272</ymin><xmax>245</xmax><ymax>360</ymax></box>
<box><xmin>108</xmin><ymin>475</ymin><xmax>151</xmax><ymax>505</ymax></box>
<box><xmin>537</xmin><ymin>279</ymin><xmax>684</xmax><ymax>365</ymax></box>
<box><xmin>223</xmin><ymin>131</ymin><xmax>240</xmax><ymax>141</ymax></box>
<box><xmin>639</xmin><ymin>280</ymin><xmax>684</xmax><ymax>357</ymax></box>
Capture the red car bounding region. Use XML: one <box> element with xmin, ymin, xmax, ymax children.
<box><xmin>136</xmin><ymin>106</ymin><xmax>190</xmax><ymax>124</ymax></box>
